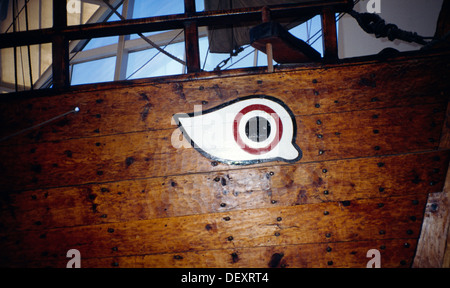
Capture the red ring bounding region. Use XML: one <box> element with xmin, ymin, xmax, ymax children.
<box><xmin>233</xmin><ymin>104</ymin><xmax>283</xmax><ymax>155</ymax></box>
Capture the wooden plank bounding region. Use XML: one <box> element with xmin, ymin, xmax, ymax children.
<box><xmin>0</xmin><ymin>104</ymin><xmax>444</xmax><ymax>192</ymax></box>
<box><xmin>12</xmin><ymin>238</ymin><xmax>418</xmax><ymax>268</ymax></box>
<box><xmin>1</xmin><ymin>150</ymin><xmax>448</xmax><ymax>231</ymax></box>
<box><xmin>413</xmin><ymin>98</ymin><xmax>450</xmax><ymax>267</ymax></box>
<box><xmin>412</xmin><ymin>191</ymin><xmax>450</xmax><ymax>267</ymax></box>
<box><xmin>0</xmin><ymin>194</ymin><xmax>428</xmax><ymax>267</ymax></box>
<box><xmin>0</xmin><ymin>54</ymin><xmax>447</xmax><ymax>146</ymax></box>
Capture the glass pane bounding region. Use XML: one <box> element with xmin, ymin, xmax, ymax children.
<box><xmin>127</xmin><ymin>41</ymin><xmax>185</xmax><ymax>79</ymax></box>
<box><xmin>71</xmin><ymin>56</ymin><xmax>117</xmax><ymax>85</ymax></box>
<box><xmin>132</xmin><ymin>0</ymin><xmax>184</xmax><ymax>19</ymax></box>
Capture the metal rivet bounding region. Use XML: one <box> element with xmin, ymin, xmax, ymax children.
<box><xmin>322</xmin><ymin>169</ymin><xmax>328</xmax><ymax>173</ymax></box>
<box><xmin>325</xmin><ymin>233</ymin><xmax>331</xmax><ymax>238</ymax></box>
<box><xmin>269</xmin><ymin>171</ymin><xmax>274</xmax><ymax>176</ymax></box>
<box><xmin>314</xmin><ymin>90</ymin><xmax>319</xmax><ymax>96</ymax></box>
<box><xmin>380</xmin><ymin>245</ymin><xmax>386</xmax><ymax>250</ymax></box>
<box><xmin>378</xmin><ymin>203</ymin><xmax>384</xmax><ymax>208</ymax></box>
<box><xmin>404</xmin><ymin>243</ymin><xmax>410</xmax><ymax>248</ymax></box>
<box><xmin>202</xmin><ymin>100</ymin><xmax>208</xmax><ymax>105</ymax></box>
<box><xmin>431</xmin><ymin>203</ymin><xmax>438</xmax><ymax>212</ymax></box>
<box><xmin>324</xmin><ymin>211</ymin><xmax>329</xmax><ymax>215</ymax></box>
<box><xmin>406</xmin><ymin>229</ymin><xmax>413</xmax><ymax>235</ymax></box>
<box><xmin>379</xmin><ymin>187</ymin><xmax>385</xmax><ymax>192</ymax></box>
<box><xmin>274</xmin><ymin>232</ymin><xmax>280</xmax><ymax>236</ymax></box>
<box><xmin>223</xmin><ymin>216</ymin><xmax>231</xmax><ymax>221</ymax></box>
<box><xmin>211</xmin><ymin>161</ymin><xmax>218</xmax><ymax>167</ymax></box>
<box><xmin>430</xmin><ymin>181</ymin><xmax>437</xmax><ymax>186</ymax></box>
<box><xmin>400</xmin><ymin>260</ymin><xmax>407</xmax><ymax>266</ymax></box>
<box><xmin>412</xmin><ymin>200</ymin><xmax>419</xmax><ymax>205</ymax></box>
<box><xmin>227</xmin><ymin>236</ymin><xmax>234</xmax><ymax>241</ymax></box>
<box><xmin>317</xmin><ymin>134</ymin><xmax>323</xmax><ymax>139</ymax></box>
<box><xmin>277</xmin><ymin>217</ymin><xmax>282</xmax><ymax>221</ymax></box>
<box><xmin>107</xmin><ymin>228</ymin><xmax>114</xmax><ymax>233</ymax></box>
<box><xmin>112</xmin><ymin>262</ymin><xmax>119</xmax><ymax>267</ymax></box>
<box><xmin>271</xmin><ymin>200</ymin><xmax>277</xmax><ymax>204</ymax></box>
<box><xmin>319</xmin><ymin>150</ymin><xmax>324</xmax><ymax>155</ymax></box>
<box><xmin>112</xmin><ymin>247</ymin><xmax>118</xmax><ymax>252</ymax></box>
<box><xmin>373</xmin><ymin>129</ymin><xmax>379</xmax><ymax>134</ymax></box>
<box><xmin>324</xmin><ymin>190</ymin><xmax>329</xmax><ymax>195</ymax></box>
<box><xmin>379</xmin><ymin>230</ymin><xmax>385</xmax><ymax>235</ymax></box>
<box><xmin>316</xmin><ymin>120</ymin><xmax>322</xmax><ymax>125</ymax></box>
<box><xmin>315</xmin><ymin>103</ymin><xmax>321</xmax><ymax>108</ymax></box>
<box><xmin>377</xmin><ymin>162</ymin><xmax>384</xmax><ymax>167</ymax></box>
<box><xmin>326</xmin><ymin>247</ymin><xmax>332</xmax><ymax>252</ymax></box>
<box><xmin>214</xmin><ymin>177</ymin><xmax>220</xmax><ymax>182</ymax></box>
<box><xmin>220</xmin><ymin>203</ymin><xmax>226</xmax><ymax>207</ymax></box>
<box><xmin>312</xmin><ymin>79</ymin><xmax>318</xmax><ymax>83</ymax></box>
<box><xmin>327</xmin><ymin>261</ymin><xmax>333</xmax><ymax>266</ymax></box>
<box><xmin>410</xmin><ymin>216</ymin><xmax>417</xmax><ymax>221</ymax></box>
<box><xmin>374</xmin><ymin>146</ymin><xmax>381</xmax><ymax>151</ymax></box>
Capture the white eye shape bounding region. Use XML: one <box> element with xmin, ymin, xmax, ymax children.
<box><xmin>173</xmin><ymin>95</ymin><xmax>302</xmax><ymax>165</ymax></box>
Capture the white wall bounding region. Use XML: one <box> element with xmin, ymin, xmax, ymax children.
<box><xmin>338</xmin><ymin>0</ymin><xmax>443</xmax><ymax>58</ymax></box>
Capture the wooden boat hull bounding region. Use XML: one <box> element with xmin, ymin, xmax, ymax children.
<box><xmin>0</xmin><ymin>50</ymin><xmax>449</xmax><ymax>268</ymax></box>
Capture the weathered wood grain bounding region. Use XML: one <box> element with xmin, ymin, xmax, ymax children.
<box><xmin>1</xmin><ymin>150</ymin><xmax>448</xmax><ymax>232</ymax></box>
<box><xmin>0</xmin><ymin>194</ymin><xmax>427</xmax><ymax>267</ymax></box>
<box><xmin>0</xmin><ymin>103</ymin><xmax>444</xmax><ymax>192</ymax></box>
<box><xmin>13</xmin><ymin>238</ymin><xmax>418</xmax><ymax>268</ymax></box>
<box><xmin>0</xmin><ymin>53</ymin><xmax>447</xmax><ymax>146</ymax></box>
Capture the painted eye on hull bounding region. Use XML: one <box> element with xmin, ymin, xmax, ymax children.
<box><xmin>173</xmin><ymin>95</ymin><xmax>302</xmax><ymax>165</ymax></box>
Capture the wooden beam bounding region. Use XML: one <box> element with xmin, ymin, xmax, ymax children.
<box><xmin>52</xmin><ymin>0</ymin><xmax>70</xmax><ymax>89</ymax></box>
<box><xmin>321</xmin><ymin>7</ymin><xmax>338</xmax><ymax>62</ymax></box>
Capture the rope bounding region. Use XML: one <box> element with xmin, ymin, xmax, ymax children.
<box><xmin>348</xmin><ymin>10</ymin><xmax>430</xmax><ymax>45</ymax></box>
<box><xmin>0</xmin><ymin>107</ymin><xmax>80</xmax><ymax>143</ymax></box>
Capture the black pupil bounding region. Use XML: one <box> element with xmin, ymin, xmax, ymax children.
<box><xmin>245</xmin><ymin>116</ymin><xmax>271</xmax><ymax>142</ymax></box>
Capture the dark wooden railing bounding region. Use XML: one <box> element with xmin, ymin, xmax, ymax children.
<box><xmin>0</xmin><ymin>0</ymin><xmax>353</xmax><ymax>89</ymax></box>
